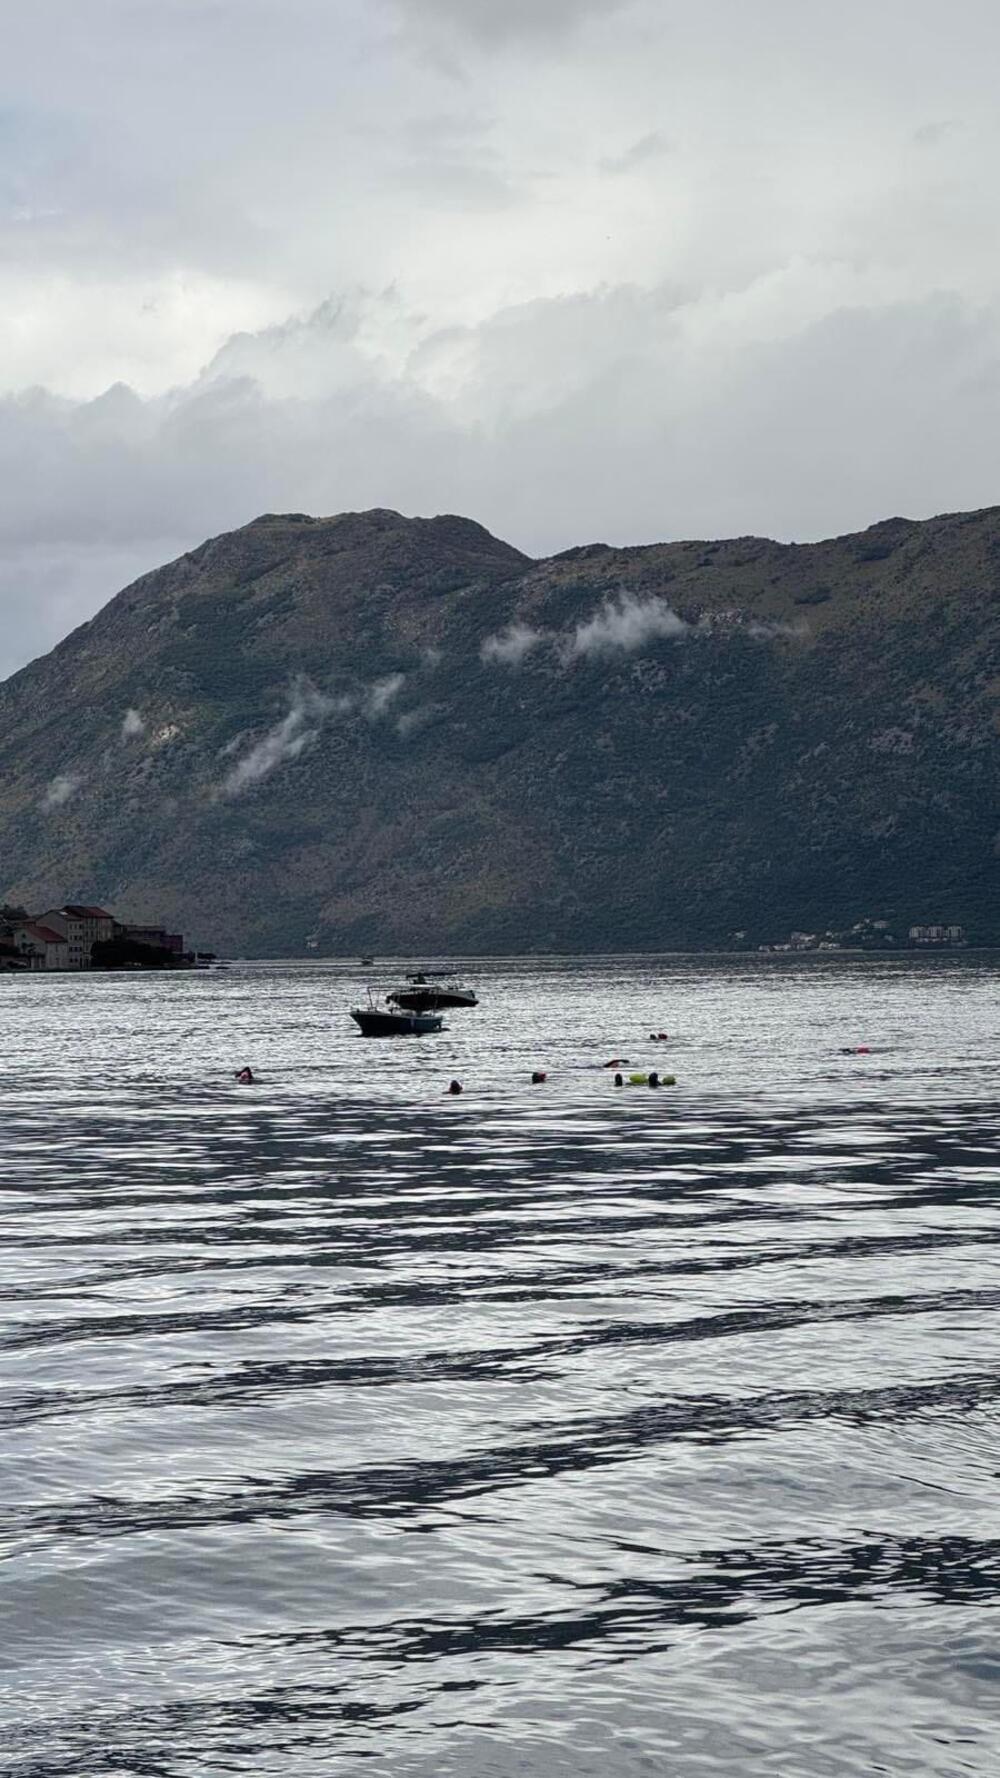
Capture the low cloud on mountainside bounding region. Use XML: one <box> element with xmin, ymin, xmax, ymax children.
<box><xmin>478</xmin><ymin>594</ymin><xmax>796</xmax><ymax>666</ymax></box>
<box><xmin>222</xmin><ymin>681</ymin><xmax>346</xmax><ymax>797</ymax></box>
<box><xmin>565</xmin><ymin>594</ymin><xmax>689</xmax><ymax>658</ymax></box>
<box><xmin>221</xmin><ymin>669</ymin><xmax>413</xmax><ymax>796</ymax></box>
<box><xmin>367</xmin><ymin>674</ymin><xmax>406</xmax><ymax>718</ymax></box>
<box><xmin>4</xmin><ymin>284</ymin><xmax>1000</xmax><ymax>685</ymax></box>
<box><xmin>22</xmin><ymin>594</ymin><xmax>809</xmax><ymax>816</ymax></box>
<box><xmin>40</xmin><ymin>771</ymin><xmax>83</xmax><ymax>810</ymax></box>
<box><xmin>480</xmin><ymin>623</ymin><xmax>545</xmax><ymax>666</ymax></box>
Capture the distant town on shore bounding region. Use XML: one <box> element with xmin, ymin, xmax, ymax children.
<box><xmin>0</xmin><ymin>903</ymin><xmax>213</xmax><ymax>972</ymax></box>
<box><xmin>0</xmin><ymin>901</ymin><xmax>973</xmax><ymax>973</ymax></box>
<box><xmin>746</xmin><ymin>917</ymin><xmax>967</xmax><ymax>954</ymax></box>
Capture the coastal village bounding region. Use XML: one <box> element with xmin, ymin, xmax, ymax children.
<box><xmin>752</xmin><ymin>917</ymin><xmax>967</xmax><ymax>954</ymax></box>
<box><xmin>0</xmin><ymin>903</ymin><xmax>202</xmax><ymax>971</ymax></box>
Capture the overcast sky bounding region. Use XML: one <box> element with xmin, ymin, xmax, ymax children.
<box><xmin>3</xmin><ymin>0</ymin><xmax>1000</xmax><ymax>676</ymax></box>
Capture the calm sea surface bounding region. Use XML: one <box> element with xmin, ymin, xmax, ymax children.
<box><xmin>2</xmin><ymin>954</ymin><xmax>999</xmax><ymax>1777</ymax></box>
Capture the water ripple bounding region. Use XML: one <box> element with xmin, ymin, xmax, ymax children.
<box><xmin>2</xmin><ymin>954</ymin><xmax>999</xmax><ymax>1777</ymax></box>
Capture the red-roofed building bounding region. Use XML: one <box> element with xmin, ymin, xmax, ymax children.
<box><xmin>10</xmin><ymin>922</ymin><xmax>70</xmax><ymax>971</ymax></box>
<box><xmin>37</xmin><ymin>905</ymin><xmax>116</xmax><ymax>968</ymax></box>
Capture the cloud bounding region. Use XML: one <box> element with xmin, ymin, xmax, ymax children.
<box><xmin>742</xmin><ymin>618</ymin><xmax>804</xmax><ymax>640</ymax></box>
<box><xmin>600</xmin><ymin>131</ymin><xmax>672</xmax><ymax>176</ymax></box>
<box><xmin>912</xmin><ymin>120</ymin><xmax>959</xmax><ymax>149</ymax></box>
<box><xmin>121</xmin><ymin>707</ymin><xmax>145</xmax><ymax>739</ymax></box>
<box><xmin>698</xmin><ymin>611</ymin><xmax>804</xmax><ymax>641</ymax></box>
<box><xmin>6</xmin><ymin>1</ymin><xmax>1000</xmax><ymax>681</ymax></box>
<box><xmin>387</xmin><ymin>0</ymin><xmax>627</xmax><ymax>44</ymax></box>
<box><xmin>396</xmin><ymin>703</ymin><xmax>443</xmax><ymax>736</ymax></box>
<box><xmin>566</xmin><ymin>593</ymin><xmax>689</xmax><ymax>658</ymax></box>
<box><xmin>40</xmin><ymin>771</ymin><xmax>82</xmax><ymax>809</ymax></box>
<box><xmin>368</xmin><ymin>673</ymin><xmax>406</xmax><ymax>716</ymax></box>
<box><xmin>5</xmin><ymin>280</ymin><xmax>1000</xmax><ymax>693</ymax></box>
<box><xmin>222</xmin><ymin>680</ymin><xmax>344</xmax><ymax>796</ymax></box>
<box><xmin>480</xmin><ymin>622</ymin><xmax>545</xmax><ymax>666</ymax></box>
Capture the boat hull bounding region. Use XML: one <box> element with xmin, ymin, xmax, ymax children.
<box><xmin>350</xmin><ymin>1007</ymin><xmax>444</xmax><ymax>1037</ymax></box>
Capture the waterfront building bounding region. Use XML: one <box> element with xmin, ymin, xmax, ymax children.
<box><xmin>8</xmin><ymin>922</ymin><xmax>70</xmax><ymax>970</ymax></box>
<box><xmin>35</xmin><ymin>905</ymin><xmax>116</xmax><ymax>969</ymax></box>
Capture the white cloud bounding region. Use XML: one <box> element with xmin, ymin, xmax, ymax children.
<box><xmin>742</xmin><ymin>618</ymin><xmax>804</xmax><ymax>640</ymax></box>
<box><xmin>121</xmin><ymin>707</ymin><xmax>145</xmax><ymax>739</ymax></box>
<box><xmin>566</xmin><ymin>593</ymin><xmax>689</xmax><ymax>658</ymax></box>
<box><xmin>222</xmin><ymin>680</ymin><xmax>345</xmax><ymax>796</ymax></box>
<box><xmin>481</xmin><ymin>622</ymin><xmax>545</xmax><ymax>665</ymax></box>
<box><xmin>368</xmin><ymin>673</ymin><xmax>406</xmax><ymax>716</ymax></box>
<box><xmin>4</xmin><ymin>0</ymin><xmax>1000</xmax><ymax>680</ymax></box>
<box><xmin>40</xmin><ymin>771</ymin><xmax>82</xmax><ymax>809</ymax></box>
<box><xmin>396</xmin><ymin>703</ymin><xmax>442</xmax><ymax>736</ymax></box>
<box><xmin>4</xmin><ymin>279</ymin><xmax>1000</xmax><ymax>692</ymax></box>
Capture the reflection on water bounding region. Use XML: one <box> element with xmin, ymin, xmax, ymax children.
<box><xmin>1</xmin><ymin>955</ymin><xmax>999</xmax><ymax>1777</ymax></box>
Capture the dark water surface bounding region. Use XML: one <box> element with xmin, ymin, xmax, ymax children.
<box><xmin>2</xmin><ymin>955</ymin><xmax>999</xmax><ymax>1777</ymax></box>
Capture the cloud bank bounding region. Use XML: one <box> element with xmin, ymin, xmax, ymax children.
<box><xmin>4</xmin><ymin>0</ymin><xmax>1000</xmax><ymax>679</ymax></box>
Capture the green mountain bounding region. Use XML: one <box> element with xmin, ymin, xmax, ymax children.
<box><xmin>1</xmin><ymin>505</ymin><xmax>997</xmax><ymax>954</ymax></box>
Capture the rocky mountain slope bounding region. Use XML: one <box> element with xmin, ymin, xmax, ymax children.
<box><xmin>0</xmin><ymin>505</ymin><xmax>997</xmax><ymax>953</ymax></box>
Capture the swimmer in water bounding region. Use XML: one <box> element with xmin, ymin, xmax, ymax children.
<box><xmin>447</xmin><ymin>1079</ymin><xmax>463</xmax><ymax>1095</ymax></box>
<box><xmin>235</xmin><ymin>1067</ymin><xmax>254</xmax><ymax>1085</ymax></box>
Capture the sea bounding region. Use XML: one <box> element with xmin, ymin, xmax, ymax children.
<box><xmin>2</xmin><ymin>953</ymin><xmax>999</xmax><ymax>1778</ymax></box>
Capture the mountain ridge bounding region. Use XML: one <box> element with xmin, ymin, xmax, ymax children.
<box><xmin>1</xmin><ymin>504</ymin><xmax>997</xmax><ymax>954</ymax></box>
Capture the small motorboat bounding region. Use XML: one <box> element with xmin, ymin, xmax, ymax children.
<box><xmin>387</xmin><ymin>971</ymin><xmax>478</xmax><ymax>1012</ymax></box>
<box><xmin>350</xmin><ymin>990</ymin><xmax>444</xmax><ymax>1037</ymax></box>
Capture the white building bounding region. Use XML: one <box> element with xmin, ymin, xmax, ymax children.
<box><xmin>10</xmin><ymin>922</ymin><xmax>70</xmax><ymax>970</ymax></box>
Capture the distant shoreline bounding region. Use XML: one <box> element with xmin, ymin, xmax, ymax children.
<box><xmin>4</xmin><ymin>945</ymin><xmax>998</xmax><ymax>978</ymax></box>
